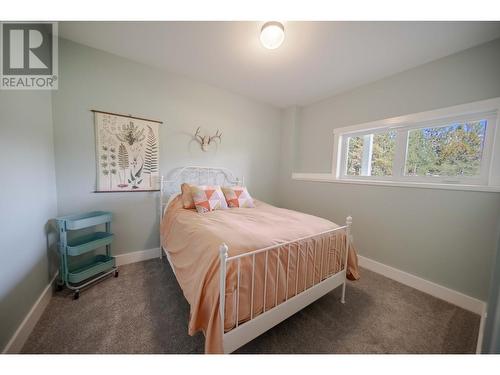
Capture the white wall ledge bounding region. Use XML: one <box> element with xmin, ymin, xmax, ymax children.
<box><xmin>292</xmin><ymin>173</ymin><xmax>500</xmax><ymax>193</ymax></box>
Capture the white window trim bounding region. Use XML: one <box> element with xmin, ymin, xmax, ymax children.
<box><xmin>293</xmin><ymin>97</ymin><xmax>500</xmax><ymax>193</ymax></box>
<box><xmin>291</xmin><ymin>173</ymin><xmax>500</xmax><ymax>193</ymax></box>
<box><xmin>337</xmin><ymin>111</ymin><xmax>496</xmax><ymax>186</ymax></box>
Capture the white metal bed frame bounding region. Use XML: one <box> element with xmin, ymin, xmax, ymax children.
<box><xmin>159</xmin><ymin>166</ymin><xmax>351</xmax><ymax>353</ymax></box>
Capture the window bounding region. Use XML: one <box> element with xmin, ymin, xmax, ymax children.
<box><xmin>333</xmin><ymin>98</ymin><xmax>500</xmax><ymax>189</ymax></box>
<box><xmin>404</xmin><ymin>120</ymin><xmax>486</xmax><ymax>178</ymax></box>
<box><xmin>346</xmin><ymin>130</ymin><xmax>396</xmax><ymax>177</ymax></box>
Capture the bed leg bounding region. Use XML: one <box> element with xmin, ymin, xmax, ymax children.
<box><xmin>341</xmin><ymin>216</ymin><xmax>352</xmax><ymax>304</ymax></box>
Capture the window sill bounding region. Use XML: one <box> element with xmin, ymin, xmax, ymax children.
<box><xmin>291</xmin><ymin>173</ymin><xmax>500</xmax><ymax>193</ymax></box>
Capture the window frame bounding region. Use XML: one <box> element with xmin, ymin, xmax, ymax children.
<box><xmin>332</xmin><ymin>98</ymin><xmax>500</xmax><ymax>188</ymax></box>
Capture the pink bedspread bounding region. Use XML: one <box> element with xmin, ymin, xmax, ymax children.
<box><xmin>161</xmin><ymin>196</ymin><xmax>359</xmax><ymax>353</ymax></box>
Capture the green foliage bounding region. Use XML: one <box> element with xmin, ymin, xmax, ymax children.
<box><xmin>371</xmin><ymin>131</ymin><xmax>395</xmax><ymax>176</ymax></box>
<box><xmin>406</xmin><ymin>121</ymin><xmax>485</xmax><ymax>177</ymax></box>
<box><xmin>347</xmin><ymin>136</ymin><xmax>363</xmax><ymax>176</ymax></box>
<box><xmin>347</xmin><ymin>131</ymin><xmax>395</xmax><ymax>176</ymax></box>
<box><xmin>346</xmin><ymin>121</ymin><xmax>485</xmax><ymax>178</ymax></box>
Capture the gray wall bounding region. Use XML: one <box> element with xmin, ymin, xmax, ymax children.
<box><xmin>279</xmin><ymin>39</ymin><xmax>500</xmax><ymax>300</ymax></box>
<box><xmin>0</xmin><ymin>91</ymin><xmax>58</xmax><ymax>351</ymax></box>
<box><xmin>52</xmin><ymin>39</ymin><xmax>282</xmax><ymax>255</ymax></box>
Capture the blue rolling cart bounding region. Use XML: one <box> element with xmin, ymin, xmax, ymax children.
<box><xmin>56</xmin><ymin>211</ymin><xmax>118</xmax><ymax>299</ymax></box>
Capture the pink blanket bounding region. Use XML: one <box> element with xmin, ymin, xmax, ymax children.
<box><xmin>161</xmin><ymin>196</ymin><xmax>359</xmax><ymax>353</ymax></box>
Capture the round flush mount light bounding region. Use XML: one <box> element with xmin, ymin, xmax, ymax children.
<box><xmin>260</xmin><ymin>21</ymin><xmax>285</xmax><ymax>50</ymax></box>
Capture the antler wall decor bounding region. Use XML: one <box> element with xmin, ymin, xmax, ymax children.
<box><xmin>194</xmin><ymin>127</ymin><xmax>222</xmax><ymax>152</ymax></box>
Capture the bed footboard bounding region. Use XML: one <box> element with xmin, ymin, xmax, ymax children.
<box><xmin>219</xmin><ymin>216</ymin><xmax>352</xmax><ymax>353</ymax></box>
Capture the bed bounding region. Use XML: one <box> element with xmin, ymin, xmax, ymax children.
<box><xmin>159</xmin><ymin>166</ymin><xmax>359</xmax><ymax>353</ymax></box>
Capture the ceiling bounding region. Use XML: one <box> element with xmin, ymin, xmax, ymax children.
<box><xmin>59</xmin><ymin>21</ymin><xmax>500</xmax><ymax>108</ymax></box>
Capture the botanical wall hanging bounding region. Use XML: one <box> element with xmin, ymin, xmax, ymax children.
<box><xmin>93</xmin><ymin>110</ymin><xmax>162</xmax><ymax>192</ymax></box>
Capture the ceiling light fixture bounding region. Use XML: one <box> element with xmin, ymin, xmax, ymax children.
<box><xmin>260</xmin><ymin>21</ymin><xmax>285</xmax><ymax>50</ymax></box>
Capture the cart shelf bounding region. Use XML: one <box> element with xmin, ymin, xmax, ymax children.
<box><xmin>67</xmin><ymin>232</ymin><xmax>114</xmax><ymax>256</ymax></box>
<box><xmin>68</xmin><ymin>255</ymin><xmax>116</xmax><ymax>284</ymax></box>
<box><xmin>58</xmin><ymin>211</ymin><xmax>113</xmax><ymax>230</ymax></box>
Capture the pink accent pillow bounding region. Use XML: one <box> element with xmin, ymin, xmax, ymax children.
<box><xmin>221</xmin><ymin>186</ymin><xmax>255</xmax><ymax>208</ymax></box>
<box><xmin>190</xmin><ymin>185</ymin><xmax>228</xmax><ymax>213</ymax></box>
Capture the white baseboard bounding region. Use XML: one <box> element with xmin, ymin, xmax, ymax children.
<box><xmin>358</xmin><ymin>255</ymin><xmax>486</xmax><ymax>315</ymax></box>
<box><xmin>115</xmin><ymin>247</ymin><xmax>160</xmax><ymax>266</ymax></box>
<box><xmin>2</xmin><ymin>272</ymin><xmax>58</xmax><ymax>354</ymax></box>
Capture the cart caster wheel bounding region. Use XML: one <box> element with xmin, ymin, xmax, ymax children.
<box><xmin>114</xmin><ymin>269</ymin><xmax>119</xmax><ymax>278</ymax></box>
<box><xmin>73</xmin><ymin>291</ymin><xmax>80</xmax><ymax>300</ymax></box>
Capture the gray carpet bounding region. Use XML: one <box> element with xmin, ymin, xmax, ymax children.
<box><xmin>22</xmin><ymin>258</ymin><xmax>480</xmax><ymax>354</ymax></box>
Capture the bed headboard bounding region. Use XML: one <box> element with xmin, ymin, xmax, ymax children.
<box><xmin>160</xmin><ymin>166</ymin><xmax>243</xmax><ymax>217</ymax></box>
